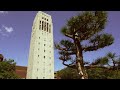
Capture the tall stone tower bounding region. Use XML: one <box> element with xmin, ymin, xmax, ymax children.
<box><xmin>27</xmin><ymin>11</ymin><xmax>54</xmax><ymax>79</ymax></box>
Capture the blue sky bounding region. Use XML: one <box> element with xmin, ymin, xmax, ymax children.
<box><xmin>0</xmin><ymin>11</ymin><xmax>120</xmax><ymax>71</ymax></box>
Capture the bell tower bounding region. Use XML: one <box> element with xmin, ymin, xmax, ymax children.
<box><xmin>27</xmin><ymin>11</ymin><xmax>54</xmax><ymax>79</ymax></box>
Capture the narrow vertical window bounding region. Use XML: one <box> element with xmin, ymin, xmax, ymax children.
<box><xmin>39</xmin><ymin>25</ymin><xmax>41</xmax><ymax>30</ymax></box>
<box><xmin>44</xmin><ymin>22</ymin><xmax>46</xmax><ymax>31</ymax></box>
<box><xmin>47</xmin><ymin>23</ymin><xmax>48</xmax><ymax>32</ymax></box>
<box><xmin>42</xmin><ymin>21</ymin><xmax>44</xmax><ymax>30</ymax></box>
<box><xmin>49</xmin><ymin>24</ymin><xmax>51</xmax><ymax>33</ymax></box>
<box><xmin>39</xmin><ymin>20</ymin><xmax>41</xmax><ymax>30</ymax></box>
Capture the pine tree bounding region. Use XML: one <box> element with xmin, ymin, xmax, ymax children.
<box><xmin>55</xmin><ymin>11</ymin><xmax>114</xmax><ymax>79</ymax></box>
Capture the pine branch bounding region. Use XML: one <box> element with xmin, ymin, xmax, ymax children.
<box><xmin>83</xmin><ymin>33</ymin><xmax>114</xmax><ymax>52</ymax></box>
<box><xmin>65</xmin><ymin>34</ymin><xmax>73</xmax><ymax>39</ymax></box>
<box><xmin>62</xmin><ymin>61</ymin><xmax>76</xmax><ymax>69</ymax></box>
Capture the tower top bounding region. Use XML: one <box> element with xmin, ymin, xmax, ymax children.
<box><xmin>33</xmin><ymin>11</ymin><xmax>52</xmax><ymax>26</ymax></box>
<box><xmin>37</xmin><ymin>11</ymin><xmax>52</xmax><ymax>18</ymax></box>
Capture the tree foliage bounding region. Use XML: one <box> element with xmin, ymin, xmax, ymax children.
<box><xmin>87</xmin><ymin>68</ymin><xmax>120</xmax><ymax>79</ymax></box>
<box><xmin>0</xmin><ymin>56</ymin><xmax>20</xmax><ymax>79</ymax></box>
<box><xmin>57</xmin><ymin>65</ymin><xmax>120</xmax><ymax>79</ymax></box>
<box><xmin>91</xmin><ymin>52</ymin><xmax>120</xmax><ymax>69</ymax></box>
<box><xmin>57</xmin><ymin>68</ymin><xmax>81</xmax><ymax>79</ymax></box>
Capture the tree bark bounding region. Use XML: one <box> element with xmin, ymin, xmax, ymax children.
<box><xmin>112</xmin><ymin>59</ymin><xmax>116</xmax><ymax>70</ymax></box>
<box><xmin>74</xmin><ymin>38</ymin><xmax>88</xmax><ymax>79</ymax></box>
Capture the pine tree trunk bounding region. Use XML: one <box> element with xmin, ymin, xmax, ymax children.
<box><xmin>77</xmin><ymin>61</ymin><xmax>88</xmax><ymax>79</ymax></box>
<box><xmin>112</xmin><ymin>59</ymin><xmax>116</xmax><ymax>70</ymax></box>
<box><xmin>75</xmin><ymin>38</ymin><xmax>88</xmax><ymax>79</ymax></box>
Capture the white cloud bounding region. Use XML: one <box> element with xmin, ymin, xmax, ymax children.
<box><xmin>2</xmin><ymin>25</ymin><xmax>14</xmax><ymax>33</ymax></box>
<box><xmin>0</xmin><ymin>11</ymin><xmax>8</xmax><ymax>14</ymax></box>
<box><xmin>0</xmin><ymin>25</ymin><xmax>14</xmax><ymax>37</ymax></box>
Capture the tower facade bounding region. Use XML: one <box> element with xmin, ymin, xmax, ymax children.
<box><xmin>27</xmin><ymin>11</ymin><xmax>54</xmax><ymax>79</ymax></box>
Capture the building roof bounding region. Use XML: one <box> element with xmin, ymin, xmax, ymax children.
<box><xmin>15</xmin><ymin>66</ymin><xmax>27</xmax><ymax>78</ymax></box>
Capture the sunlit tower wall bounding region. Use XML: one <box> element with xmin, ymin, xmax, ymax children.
<box><xmin>27</xmin><ymin>11</ymin><xmax>54</xmax><ymax>79</ymax></box>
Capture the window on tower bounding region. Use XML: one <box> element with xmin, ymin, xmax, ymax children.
<box><xmin>49</xmin><ymin>24</ymin><xmax>51</xmax><ymax>33</ymax></box>
<box><xmin>39</xmin><ymin>25</ymin><xmax>41</xmax><ymax>30</ymax></box>
<box><xmin>44</xmin><ymin>22</ymin><xmax>46</xmax><ymax>31</ymax></box>
<box><xmin>42</xmin><ymin>21</ymin><xmax>44</xmax><ymax>30</ymax></box>
<box><xmin>47</xmin><ymin>23</ymin><xmax>48</xmax><ymax>32</ymax></box>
